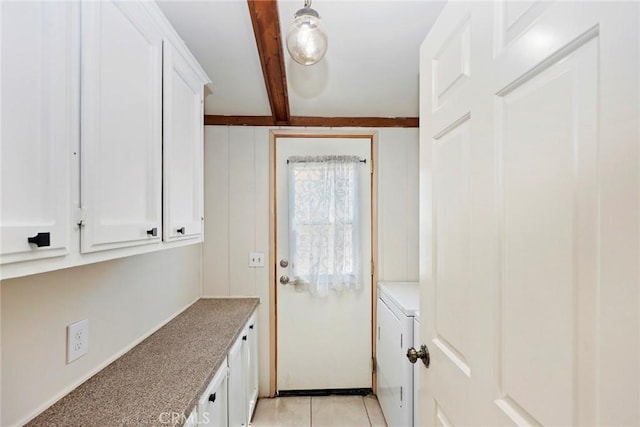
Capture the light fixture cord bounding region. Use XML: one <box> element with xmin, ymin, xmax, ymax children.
<box><xmin>304</xmin><ymin>0</ymin><xmax>311</xmax><ymax>8</ymax></box>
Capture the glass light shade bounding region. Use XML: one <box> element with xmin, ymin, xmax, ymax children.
<box><xmin>286</xmin><ymin>9</ymin><xmax>328</xmax><ymax>66</ymax></box>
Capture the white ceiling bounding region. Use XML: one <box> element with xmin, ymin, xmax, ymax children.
<box><xmin>157</xmin><ymin>0</ymin><xmax>445</xmax><ymax>118</ymax></box>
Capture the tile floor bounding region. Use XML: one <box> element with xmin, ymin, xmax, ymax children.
<box><xmin>251</xmin><ymin>395</ymin><xmax>387</xmax><ymax>427</ymax></box>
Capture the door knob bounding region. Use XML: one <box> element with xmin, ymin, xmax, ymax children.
<box><xmin>177</xmin><ymin>227</ymin><xmax>185</xmax><ymax>234</ymax></box>
<box><xmin>407</xmin><ymin>344</ymin><xmax>430</xmax><ymax>368</ymax></box>
<box><xmin>279</xmin><ymin>275</ymin><xmax>290</xmax><ymax>285</ymax></box>
<box><xmin>280</xmin><ymin>258</ymin><xmax>289</xmax><ymax>268</ymax></box>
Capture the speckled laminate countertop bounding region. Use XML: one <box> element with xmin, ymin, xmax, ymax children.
<box><xmin>27</xmin><ymin>298</ymin><xmax>260</xmax><ymax>427</ymax></box>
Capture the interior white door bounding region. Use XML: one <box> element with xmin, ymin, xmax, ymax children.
<box><xmin>276</xmin><ymin>137</ymin><xmax>372</xmax><ymax>391</ymax></box>
<box><xmin>419</xmin><ymin>2</ymin><xmax>639</xmax><ymax>425</ymax></box>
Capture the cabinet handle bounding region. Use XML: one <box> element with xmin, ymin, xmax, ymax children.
<box><xmin>177</xmin><ymin>227</ymin><xmax>185</xmax><ymax>234</ymax></box>
<box><xmin>242</xmin><ymin>335</ymin><xmax>247</xmax><ymax>341</ymax></box>
<box><xmin>146</xmin><ymin>228</ymin><xmax>157</xmax><ymax>237</ymax></box>
<box><xmin>249</xmin><ymin>324</ymin><xmax>254</xmax><ymax>330</ymax></box>
<box><xmin>208</xmin><ymin>393</ymin><xmax>216</xmax><ymax>403</ymax></box>
<box><xmin>27</xmin><ymin>232</ymin><xmax>50</xmax><ymax>247</ymax></box>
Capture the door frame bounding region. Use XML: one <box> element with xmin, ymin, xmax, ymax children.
<box><xmin>268</xmin><ymin>129</ymin><xmax>379</xmax><ymax>396</ymax></box>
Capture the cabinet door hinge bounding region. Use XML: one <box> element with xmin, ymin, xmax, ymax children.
<box><xmin>371</xmin><ymin>260</ymin><xmax>374</xmax><ymax>276</ymax></box>
<box><xmin>370</xmin><ymin>158</ymin><xmax>374</xmax><ymax>174</ymax></box>
<box><xmin>371</xmin><ymin>357</ymin><xmax>376</xmax><ymax>373</ymax></box>
<box><xmin>75</xmin><ymin>206</ymin><xmax>87</xmax><ymax>227</ymax></box>
<box><xmin>400</xmin><ymin>334</ymin><xmax>403</xmax><ymax>348</ymax></box>
<box><xmin>400</xmin><ymin>386</ymin><xmax>403</xmax><ymax>402</ymax></box>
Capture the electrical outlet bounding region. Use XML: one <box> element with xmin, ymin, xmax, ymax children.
<box><xmin>67</xmin><ymin>319</ymin><xmax>89</xmax><ymax>364</ymax></box>
<box><xmin>248</xmin><ymin>252</ymin><xmax>265</xmax><ymax>268</ymax></box>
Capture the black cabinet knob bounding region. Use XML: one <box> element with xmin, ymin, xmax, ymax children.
<box><xmin>177</xmin><ymin>227</ymin><xmax>185</xmax><ymax>235</ymax></box>
<box><xmin>27</xmin><ymin>232</ymin><xmax>50</xmax><ymax>247</ymax></box>
<box><xmin>242</xmin><ymin>335</ymin><xmax>247</xmax><ymax>341</ymax></box>
<box><xmin>208</xmin><ymin>393</ymin><xmax>216</xmax><ymax>403</ymax></box>
<box><xmin>249</xmin><ymin>324</ymin><xmax>254</xmax><ymax>330</ymax></box>
<box><xmin>146</xmin><ymin>228</ymin><xmax>157</xmax><ymax>237</ymax></box>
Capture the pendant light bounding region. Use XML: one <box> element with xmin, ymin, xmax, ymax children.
<box><xmin>286</xmin><ymin>0</ymin><xmax>328</xmax><ymax>66</ymax></box>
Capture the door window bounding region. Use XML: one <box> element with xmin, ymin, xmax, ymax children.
<box><xmin>287</xmin><ymin>155</ymin><xmax>362</xmax><ymax>296</ymax></box>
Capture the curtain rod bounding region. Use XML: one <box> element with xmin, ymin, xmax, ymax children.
<box><xmin>286</xmin><ymin>159</ymin><xmax>367</xmax><ymax>164</ymax></box>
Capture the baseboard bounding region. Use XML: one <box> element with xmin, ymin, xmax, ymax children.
<box><xmin>277</xmin><ymin>388</ymin><xmax>373</xmax><ymax>397</ymax></box>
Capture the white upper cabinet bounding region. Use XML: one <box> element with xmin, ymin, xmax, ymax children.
<box><xmin>0</xmin><ymin>1</ymin><xmax>209</xmax><ymax>279</ymax></box>
<box><xmin>80</xmin><ymin>1</ymin><xmax>163</xmax><ymax>253</ymax></box>
<box><xmin>0</xmin><ymin>2</ymin><xmax>77</xmax><ymax>264</ymax></box>
<box><xmin>163</xmin><ymin>42</ymin><xmax>204</xmax><ymax>242</ymax></box>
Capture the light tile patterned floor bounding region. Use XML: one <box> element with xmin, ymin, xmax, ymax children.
<box><xmin>251</xmin><ymin>395</ymin><xmax>387</xmax><ymax>427</ymax></box>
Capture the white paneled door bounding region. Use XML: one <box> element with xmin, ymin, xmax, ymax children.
<box><xmin>276</xmin><ymin>137</ymin><xmax>372</xmax><ymax>391</ymax></box>
<box><xmin>419</xmin><ymin>2</ymin><xmax>639</xmax><ymax>426</ymax></box>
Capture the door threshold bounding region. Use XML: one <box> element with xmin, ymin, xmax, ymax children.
<box><xmin>277</xmin><ymin>388</ymin><xmax>373</xmax><ymax>397</ymax></box>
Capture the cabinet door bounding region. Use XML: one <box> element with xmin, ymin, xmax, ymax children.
<box><xmin>199</xmin><ymin>361</ymin><xmax>228</xmax><ymax>427</ymax></box>
<box><xmin>80</xmin><ymin>1</ymin><xmax>162</xmax><ymax>253</ymax></box>
<box><xmin>228</xmin><ymin>333</ymin><xmax>247</xmax><ymax>427</ymax></box>
<box><xmin>245</xmin><ymin>312</ymin><xmax>258</xmax><ymax>422</ymax></box>
<box><xmin>163</xmin><ymin>42</ymin><xmax>204</xmax><ymax>242</ymax></box>
<box><xmin>0</xmin><ymin>2</ymin><xmax>76</xmax><ymax>264</ymax></box>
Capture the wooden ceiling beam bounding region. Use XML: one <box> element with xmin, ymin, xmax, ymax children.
<box><xmin>204</xmin><ymin>115</ymin><xmax>419</xmax><ymax>128</ymax></box>
<box><xmin>289</xmin><ymin>116</ymin><xmax>419</xmax><ymax>128</ymax></box>
<box><xmin>247</xmin><ymin>0</ymin><xmax>290</xmax><ymax>124</ymax></box>
<box><xmin>204</xmin><ymin>115</ymin><xmax>276</xmax><ymax>126</ymax></box>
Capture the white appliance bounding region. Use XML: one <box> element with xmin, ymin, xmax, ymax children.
<box><xmin>376</xmin><ymin>282</ymin><xmax>419</xmax><ymax>426</ymax></box>
<box><xmin>413</xmin><ymin>311</ymin><xmax>420</xmax><ymax>427</ymax></box>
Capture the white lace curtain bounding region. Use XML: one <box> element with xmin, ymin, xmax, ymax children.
<box><xmin>288</xmin><ymin>155</ymin><xmax>362</xmax><ymax>297</ymax></box>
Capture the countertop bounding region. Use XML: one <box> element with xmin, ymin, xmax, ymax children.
<box><xmin>27</xmin><ymin>298</ymin><xmax>259</xmax><ymax>427</ymax></box>
<box><xmin>377</xmin><ymin>282</ymin><xmax>420</xmax><ymax>317</ymax></box>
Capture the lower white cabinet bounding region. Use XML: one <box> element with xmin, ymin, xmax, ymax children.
<box><xmin>246</xmin><ymin>311</ymin><xmax>259</xmax><ymax>422</ymax></box>
<box><xmin>229</xmin><ymin>309</ymin><xmax>259</xmax><ymax>427</ymax></box>
<box><xmin>228</xmin><ymin>331</ymin><xmax>246</xmax><ymax>427</ymax></box>
<box><xmin>192</xmin><ymin>308</ymin><xmax>258</xmax><ymax>427</ymax></box>
<box><xmin>199</xmin><ymin>359</ymin><xmax>229</xmax><ymax>426</ymax></box>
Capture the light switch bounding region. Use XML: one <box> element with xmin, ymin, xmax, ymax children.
<box><xmin>249</xmin><ymin>252</ymin><xmax>265</xmax><ymax>268</ymax></box>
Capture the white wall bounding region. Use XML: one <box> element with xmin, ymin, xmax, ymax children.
<box><xmin>377</xmin><ymin>128</ymin><xmax>420</xmax><ymax>281</ymax></box>
<box><xmin>202</xmin><ymin>125</ymin><xmax>419</xmax><ymax>395</ymax></box>
<box><xmin>1</xmin><ymin>245</ymin><xmax>202</xmax><ymax>427</ymax></box>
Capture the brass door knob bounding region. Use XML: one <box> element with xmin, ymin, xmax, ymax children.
<box><xmin>407</xmin><ymin>344</ymin><xmax>430</xmax><ymax>368</ymax></box>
